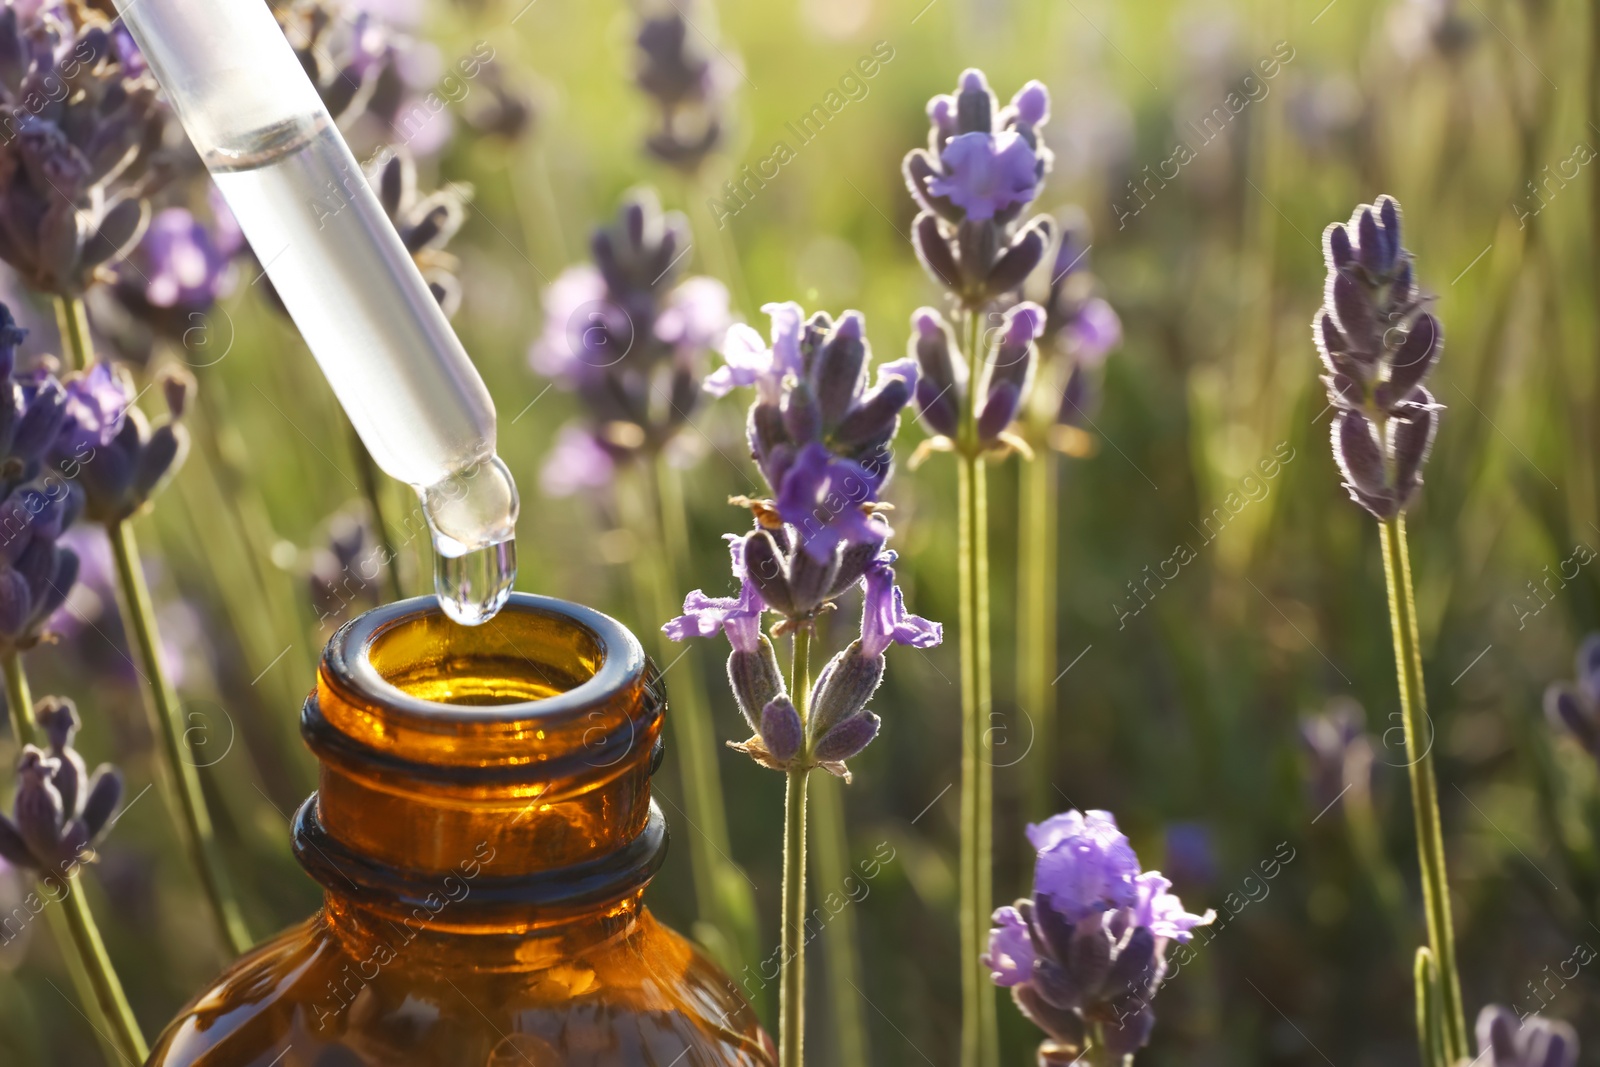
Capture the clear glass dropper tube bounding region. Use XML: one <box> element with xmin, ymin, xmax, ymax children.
<box><xmin>111</xmin><ymin>0</ymin><xmax>518</xmax><ymax>625</ymax></box>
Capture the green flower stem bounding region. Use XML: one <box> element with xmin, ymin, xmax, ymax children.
<box><xmin>52</xmin><ymin>296</ymin><xmax>92</xmax><ymax>374</ymax></box>
<box><xmin>780</xmin><ymin>625</ymin><xmax>812</xmax><ymax>1067</ymax></box>
<box><xmin>4</xmin><ymin>648</ymin><xmax>29</xmax><ymax>748</ymax></box>
<box><xmin>4</xmin><ymin>653</ymin><xmax>145</xmax><ymax>1066</ymax></box>
<box><xmin>956</xmin><ymin>308</ymin><xmax>997</xmax><ymax>1067</ymax></box>
<box><xmin>808</xmin><ymin>772</ymin><xmax>869</xmax><ymax>1067</ymax></box>
<box><xmin>344</xmin><ymin>416</ymin><xmax>404</xmax><ymax>602</ymax></box>
<box><xmin>1019</xmin><ymin>435</ymin><xmax>1060</xmax><ymax>819</ymax></box>
<box><xmin>643</xmin><ymin>457</ymin><xmax>760</xmax><ymax>975</ymax></box>
<box><xmin>1379</xmin><ymin>515</ymin><xmax>1467</xmax><ymax>1062</ymax></box>
<box><xmin>1086</xmin><ymin>1021</ymin><xmax>1113</xmax><ymax>1067</ymax></box>
<box><xmin>108</xmin><ymin>519</ymin><xmax>252</xmax><ymax>956</ymax></box>
<box><xmin>52</xmin><ymin>875</ymin><xmax>148</xmax><ymax>1064</ymax></box>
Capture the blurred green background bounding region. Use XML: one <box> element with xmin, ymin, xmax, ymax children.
<box><xmin>4</xmin><ymin>0</ymin><xmax>1600</xmax><ymax>1063</ymax></box>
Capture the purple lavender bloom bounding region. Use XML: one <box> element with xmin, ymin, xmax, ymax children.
<box><xmin>1475</xmin><ymin>1005</ymin><xmax>1577</xmax><ymax>1067</ymax></box>
<box><xmin>539</xmin><ymin>423</ymin><xmax>619</xmax><ymax>499</ymax></box>
<box><xmin>989</xmin><ymin>809</ymin><xmax>1214</xmax><ymax>1062</ymax></box>
<box><xmin>1300</xmin><ymin>697</ymin><xmax>1375</xmax><ymax>815</ymax></box>
<box><xmin>714</xmin><ymin>305</ymin><xmax>916</xmax><ymax>498</ymax></box>
<box><xmin>0</xmin><ymin>5</ymin><xmax>158</xmax><ymax>296</ymax></box>
<box><xmin>930</xmin><ymin>131</ymin><xmax>1043</xmax><ymax>223</ymax></box>
<box><xmin>1315</xmin><ymin>196</ymin><xmax>1442</xmax><ymax>520</ymax></box>
<box><xmin>1544</xmin><ymin>634</ymin><xmax>1600</xmax><ymax>762</ymax></box>
<box><xmin>663</xmin><ymin>535</ymin><xmax>766</xmax><ymax>654</ymax></box>
<box><xmin>860</xmin><ymin>552</ymin><xmax>942</xmax><ymax>657</ymax></box>
<box><xmin>111</xmin><ymin>207</ymin><xmax>239</xmax><ymax>340</ymax></box>
<box><xmin>775</xmin><ymin>443</ymin><xmax>891</xmax><ymax>563</ymax></box>
<box><xmin>369</xmin><ymin>149</ymin><xmax>470</xmax><ymax>317</ymax></box>
<box><xmin>530</xmin><ymin>190</ymin><xmax>730</xmax><ymax>487</ymax></box>
<box><xmin>0</xmin><ymin>698</ymin><xmax>120</xmax><ymax>873</ymax></box>
<box><xmin>903</xmin><ymin>69</ymin><xmax>1056</xmax><ymax>308</ymax></box>
<box><xmin>634</xmin><ymin>10</ymin><xmax>730</xmax><ymax>172</ymax></box>
<box><xmin>910</xmin><ymin>302</ymin><xmax>1045</xmax><ymax>454</ymax></box>
<box><xmin>54</xmin><ymin>362</ymin><xmax>189</xmax><ymax>524</ymax></box>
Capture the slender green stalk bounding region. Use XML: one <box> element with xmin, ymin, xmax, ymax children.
<box><xmin>1019</xmin><ymin>437</ymin><xmax>1059</xmax><ymax>819</ymax></box>
<box><xmin>1087</xmin><ymin>1021</ymin><xmax>1111</xmax><ymax>1067</ymax></box>
<box><xmin>52</xmin><ymin>296</ymin><xmax>91</xmax><ymax>374</ymax></box>
<box><xmin>1379</xmin><ymin>515</ymin><xmax>1467</xmax><ymax>1061</ymax></box>
<box><xmin>780</xmin><ymin>626</ymin><xmax>813</xmax><ymax>1067</ymax></box>
<box><xmin>956</xmin><ymin>309</ymin><xmax>997</xmax><ymax>1067</ymax></box>
<box><xmin>108</xmin><ymin>520</ymin><xmax>252</xmax><ymax>956</ymax></box>
<box><xmin>5</xmin><ymin>653</ymin><xmax>145</xmax><ymax>1066</ymax></box>
<box><xmin>643</xmin><ymin>457</ymin><xmax>760</xmax><ymax>975</ymax></box>
<box><xmin>53</xmin><ymin>876</ymin><xmax>147</xmax><ymax>1064</ymax></box>
<box><xmin>4</xmin><ymin>648</ymin><xmax>29</xmax><ymax>748</ymax></box>
<box><xmin>809</xmin><ymin>773</ymin><xmax>869</xmax><ymax>1067</ymax></box>
<box><xmin>344</xmin><ymin>416</ymin><xmax>404</xmax><ymax>603</ymax></box>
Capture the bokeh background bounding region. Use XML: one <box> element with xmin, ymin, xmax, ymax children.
<box><xmin>2</xmin><ymin>0</ymin><xmax>1598</xmax><ymax>1063</ymax></box>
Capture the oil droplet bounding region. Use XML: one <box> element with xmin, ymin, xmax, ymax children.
<box><xmin>434</xmin><ymin>539</ymin><xmax>516</xmax><ymax>626</ymax></box>
<box><xmin>418</xmin><ymin>454</ymin><xmax>519</xmax><ymax>626</ymax></box>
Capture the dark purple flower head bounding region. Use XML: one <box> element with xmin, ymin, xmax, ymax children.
<box><xmin>531</xmin><ymin>189</ymin><xmax>730</xmax><ymax>488</ymax></box>
<box><xmin>1475</xmin><ymin>1005</ymin><xmax>1577</xmax><ymax>1067</ymax></box>
<box><xmin>1037</xmin><ymin>210</ymin><xmax>1122</xmax><ymax>438</ymax></box>
<box><xmin>904</xmin><ymin>69</ymin><xmax>1055</xmax><ymax>308</ymax></box>
<box><xmin>990</xmin><ymin>809</ymin><xmax>1213</xmax><ymax>1062</ymax></box>
<box><xmin>1315</xmin><ymin>196</ymin><xmax>1442</xmax><ymax>520</ymax></box>
<box><xmin>369</xmin><ymin>149</ymin><xmax>470</xmax><ymax>318</ymax></box>
<box><xmin>1299</xmin><ymin>697</ymin><xmax>1375</xmax><ymax>815</ymax></box>
<box><xmin>1545</xmin><ymin>633</ymin><xmax>1600</xmax><ymax>763</ymax></box>
<box><xmin>111</xmin><ymin>206</ymin><xmax>239</xmax><ymax>339</ymax></box>
<box><xmin>0</xmin><ymin>699</ymin><xmax>120</xmax><ymax>873</ymax></box>
<box><xmin>53</xmin><ymin>362</ymin><xmax>189</xmax><ymax>524</ymax></box>
<box><xmin>712</xmin><ymin>303</ymin><xmax>916</xmax><ymax>497</ymax></box>
<box><xmin>0</xmin><ymin>4</ymin><xmax>157</xmax><ymax>296</ymax></box>
<box><xmin>634</xmin><ymin>10</ymin><xmax>730</xmax><ymax>172</ymax></box>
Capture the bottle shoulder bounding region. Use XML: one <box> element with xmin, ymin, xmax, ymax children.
<box><xmin>145</xmin><ymin>910</ymin><xmax>773</xmax><ymax>1066</ymax></box>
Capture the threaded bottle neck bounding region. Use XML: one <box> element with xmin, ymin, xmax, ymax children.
<box><xmin>295</xmin><ymin>594</ymin><xmax>668</xmax><ymax>937</ymax></box>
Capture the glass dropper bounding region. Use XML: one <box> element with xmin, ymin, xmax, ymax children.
<box><xmin>110</xmin><ymin>0</ymin><xmax>517</xmax><ymax>625</ymax></box>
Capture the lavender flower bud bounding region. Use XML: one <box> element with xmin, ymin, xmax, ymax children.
<box><xmin>986</xmin><ymin>216</ymin><xmax>1053</xmax><ymax>299</ymax></box>
<box><xmin>742</xmin><ymin>529</ymin><xmax>793</xmax><ymax>617</ymax></box>
<box><xmin>13</xmin><ymin>746</ymin><xmax>63</xmax><ymax>864</ymax></box>
<box><xmin>833</xmin><ymin>369</ymin><xmax>913</xmax><ymax>451</ymax></box>
<box><xmin>814</xmin><ymin>710</ymin><xmax>880</xmax><ymax>764</ymax></box>
<box><xmin>1476</xmin><ymin>1005</ymin><xmax>1578</xmax><ymax>1067</ymax></box>
<box><xmin>810</xmin><ymin>313</ymin><xmax>868</xmax><ymax>429</ymax></box>
<box><xmin>759</xmin><ymin>696</ymin><xmax>803</xmax><ymax>763</ymax></box>
<box><xmin>976</xmin><ymin>303</ymin><xmax>1045</xmax><ymax>446</ymax></box>
<box><xmin>910</xmin><ymin>308</ymin><xmax>963</xmax><ymax>439</ymax></box>
<box><xmin>827</xmin><ymin>539</ymin><xmax>881</xmax><ymax>599</ymax></box>
<box><xmin>808</xmin><ymin>642</ymin><xmax>885</xmax><ymax>741</ymax></box>
<box><xmin>727</xmin><ymin>633</ymin><xmax>784</xmax><ymax>733</ymax></box>
<box><xmin>955</xmin><ymin>69</ymin><xmax>995</xmax><ymax>135</ymax></box>
<box><xmin>912</xmin><ymin>212</ymin><xmax>962</xmax><ymax>291</ymax></box>
<box><xmin>787</xmin><ymin>542</ymin><xmax>841</xmax><ymax>617</ymax></box>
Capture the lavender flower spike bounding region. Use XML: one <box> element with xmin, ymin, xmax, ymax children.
<box><xmin>1475</xmin><ymin>1005</ymin><xmax>1577</xmax><ymax>1067</ymax></box>
<box><xmin>1543</xmin><ymin>633</ymin><xmax>1600</xmax><ymax>762</ymax></box>
<box><xmin>988</xmin><ymin>809</ymin><xmax>1214</xmax><ymax>1064</ymax></box>
<box><xmin>1315</xmin><ymin>195</ymin><xmax>1443</xmax><ymax>520</ymax></box>
<box><xmin>904</xmin><ymin>68</ymin><xmax>1056</xmax><ymax>308</ymax></box>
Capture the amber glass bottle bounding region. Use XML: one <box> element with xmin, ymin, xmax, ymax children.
<box><xmin>146</xmin><ymin>594</ymin><xmax>772</xmax><ymax>1066</ymax></box>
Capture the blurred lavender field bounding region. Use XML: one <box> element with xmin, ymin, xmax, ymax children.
<box><xmin>1</xmin><ymin>0</ymin><xmax>1598</xmax><ymax>1063</ymax></box>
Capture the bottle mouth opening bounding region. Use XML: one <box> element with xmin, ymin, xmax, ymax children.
<box><xmin>324</xmin><ymin>593</ymin><xmax>643</xmax><ymax>727</ymax></box>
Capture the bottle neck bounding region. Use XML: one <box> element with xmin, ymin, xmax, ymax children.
<box><xmin>294</xmin><ymin>596</ymin><xmax>668</xmax><ymax>953</ymax></box>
